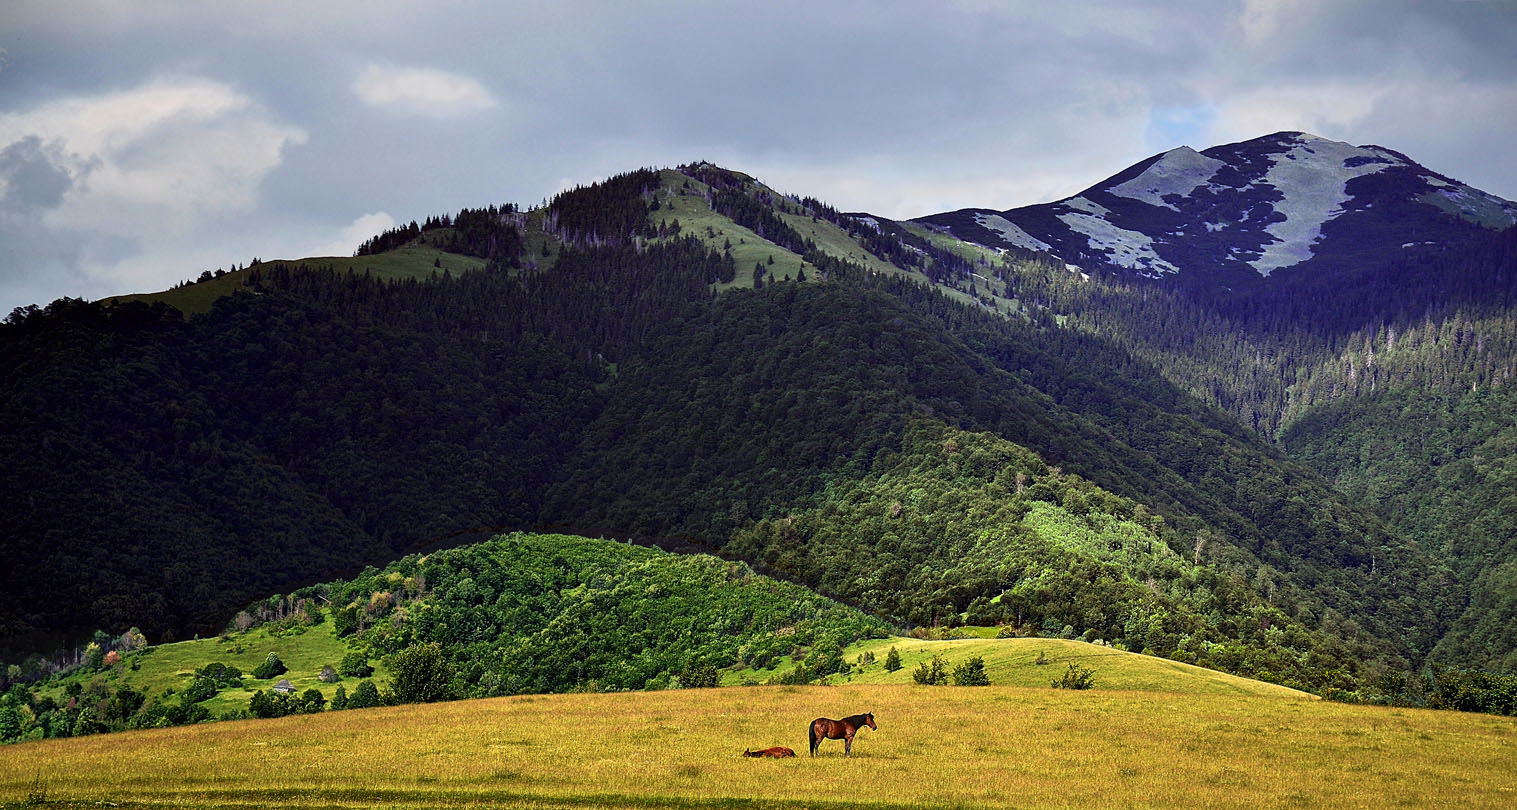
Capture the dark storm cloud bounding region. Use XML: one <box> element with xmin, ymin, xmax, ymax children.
<box><xmin>0</xmin><ymin>0</ymin><xmax>1513</xmax><ymax>311</ymax></box>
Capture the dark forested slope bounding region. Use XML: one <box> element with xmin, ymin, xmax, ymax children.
<box><xmin>0</xmin><ymin>166</ymin><xmax>1462</xmax><ymax>689</ymax></box>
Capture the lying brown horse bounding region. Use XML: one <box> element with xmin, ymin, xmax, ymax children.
<box><xmin>808</xmin><ymin>712</ymin><xmax>876</xmax><ymax>757</ymax></box>
<box><xmin>743</xmin><ymin>746</ymin><xmax>796</xmax><ymax>758</ymax></box>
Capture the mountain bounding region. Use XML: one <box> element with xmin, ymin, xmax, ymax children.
<box><xmin>917</xmin><ymin>133</ymin><xmax>1517</xmax><ymax>674</ymax></box>
<box><xmin>1</xmin><ymin>150</ymin><xmax>1504</xmax><ymax>695</ymax></box>
<box><xmin>918</xmin><ymin>131</ymin><xmax>1517</xmax><ymax>291</ymax></box>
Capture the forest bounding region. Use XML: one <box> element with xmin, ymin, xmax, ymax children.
<box><xmin>2</xmin><ymin>165</ymin><xmax>1512</xmax><ymax>716</ymax></box>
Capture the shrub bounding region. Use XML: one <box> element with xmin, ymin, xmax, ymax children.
<box><xmin>348</xmin><ymin>680</ymin><xmax>381</xmax><ymax>709</ymax></box>
<box><xmin>338</xmin><ymin>651</ymin><xmax>373</xmax><ymax>678</ymax></box>
<box><xmin>180</xmin><ymin>676</ymin><xmax>218</xmax><ymax>704</ymax></box>
<box><xmin>951</xmin><ymin>656</ymin><xmax>991</xmax><ymax>686</ymax></box>
<box><xmin>252</xmin><ymin>653</ymin><xmax>286</xmax><ymax>680</ymax></box>
<box><xmin>1052</xmin><ymin>662</ymin><xmax>1096</xmax><ymax>690</ymax></box>
<box><xmin>387</xmin><ymin>643</ymin><xmax>452</xmax><ymax>704</ymax></box>
<box><xmin>675</xmin><ymin>661</ymin><xmax>720</xmax><ymax>689</ymax></box>
<box><xmin>884</xmin><ymin>647</ymin><xmax>902</xmax><ymax>672</ymax></box>
<box><xmin>330</xmin><ymin>685</ymin><xmax>348</xmax><ymax>711</ymax></box>
<box><xmin>913</xmin><ymin>655</ymin><xmax>948</xmax><ymax>685</ymax></box>
<box><xmin>300</xmin><ymin>689</ymin><xmax>326</xmax><ymax>713</ymax></box>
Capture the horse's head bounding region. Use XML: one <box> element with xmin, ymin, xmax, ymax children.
<box><xmin>864</xmin><ymin>712</ymin><xmax>877</xmax><ymax>730</ymax></box>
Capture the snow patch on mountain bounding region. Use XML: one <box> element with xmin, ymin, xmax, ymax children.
<box><xmin>1107</xmin><ymin>147</ymin><xmax>1225</xmax><ymax>211</ymax></box>
<box><xmin>1250</xmin><ymin>135</ymin><xmax>1406</xmax><ymax>275</ymax></box>
<box><xmin>1057</xmin><ymin>208</ymin><xmax>1179</xmax><ymax>276</ymax></box>
<box><xmin>1063</xmin><ymin>196</ymin><xmax>1110</xmax><ymax>216</ymax></box>
<box><xmin>973</xmin><ymin>213</ymin><xmax>1052</xmax><ymax>252</ymax></box>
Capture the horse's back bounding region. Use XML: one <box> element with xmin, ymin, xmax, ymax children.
<box><xmin>746</xmin><ymin>746</ymin><xmax>795</xmax><ymax>758</ymax></box>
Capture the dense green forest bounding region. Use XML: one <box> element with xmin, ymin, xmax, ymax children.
<box><xmin>0</xmin><ymin>532</ymin><xmax>885</xmax><ymax>743</ymax></box>
<box><xmin>1282</xmin><ymin>383</ymin><xmax>1517</xmax><ymax>672</ymax></box>
<box><xmin>325</xmin><ymin>532</ymin><xmax>885</xmax><ymax>695</ymax></box>
<box><xmin>725</xmin><ymin>419</ymin><xmax>1363</xmax><ymax>692</ymax></box>
<box><xmin>0</xmin><ymin>163</ymin><xmax>1506</xmax><ymax>700</ymax></box>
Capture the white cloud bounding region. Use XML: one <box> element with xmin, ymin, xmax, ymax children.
<box><xmin>353</xmin><ymin>65</ymin><xmax>497</xmax><ymax>117</ymax></box>
<box><xmin>1202</xmin><ymin>81</ymin><xmax>1390</xmax><ymax>145</ymax></box>
<box><xmin>0</xmin><ymin>76</ymin><xmax>306</xmax><ymax>303</ymax></box>
<box><xmin>313</xmin><ymin>211</ymin><xmax>395</xmax><ymax>258</ymax></box>
<box><xmin>0</xmin><ymin>76</ymin><xmax>306</xmax><ymax>219</ymax></box>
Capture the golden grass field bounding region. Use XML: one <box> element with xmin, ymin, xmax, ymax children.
<box><xmin>3</xmin><ymin>670</ymin><xmax>1514</xmax><ymax>809</ymax></box>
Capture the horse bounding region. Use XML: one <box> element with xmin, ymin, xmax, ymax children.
<box><xmin>743</xmin><ymin>746</ymin><xmax>796</xmax><ymax>758</ymax></box>
<box><xmin>808</xmin><ymin>712</ymin><xmax>877</xmax><ymax>757</ymax></box>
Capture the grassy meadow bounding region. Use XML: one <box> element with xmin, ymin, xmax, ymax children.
<box><xmin>103</xmin><ymin>245</ymin><xmax>484</xmax><ymax>314</ymax></box>
<box><xmin>729</xmin><ymin>637</ymin><xmax>1308</xmax><ymax>699</ymax></box>
<box><xmin>2</xmin><ymin>681</ymin><xmax>1513</xmax><ymax>809</ymax></box>
<box><xmin>36</xmin><ymin>624</ymin><xmax>385</xmax><ymax>718</ymax></box>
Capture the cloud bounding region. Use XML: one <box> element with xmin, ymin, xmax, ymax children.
<box><xmin>312</xmin><ymin>211</ymin><xmax>395</xmax><ymax>258</ymax></box>
<box><xmin>353</xmin><ymin>65</ymin><xmax>497</xmax><ymax>117</ymax></box>
<box><xmin>0</xmin><ymin>76</ymin><xmax>306</xmax><ymax>305</ymax></box>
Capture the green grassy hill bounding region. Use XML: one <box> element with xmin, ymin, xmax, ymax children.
<box><xmin>2</xmin><ymin>684</ymin><xmax>1512</xmax><ymax>810</ymax></box>
<box><xmin>735</xmin><ymin>636</ymin><xmax>1311</xmax><ymax>699</ymax></box>
<box><xmin>103</xmin><ymin>245</ymin><xmax>485</xmax><ymax>314</ymax></box>
<box><xmin>33</xmin><ymin>624</ymin><xmax>385</xmax><ymax>719</ymax></box>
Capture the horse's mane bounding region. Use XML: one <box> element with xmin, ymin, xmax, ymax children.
<box><xmin>842</xmin><ymin>712</ymin><xmax>872</xmax><ymax>724</ymax></box>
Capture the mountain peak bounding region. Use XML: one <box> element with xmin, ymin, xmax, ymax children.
<box><xmin>918</xmin><ymin>131</ymin><xmax>1517</xmax><ymax>287</ymax></box>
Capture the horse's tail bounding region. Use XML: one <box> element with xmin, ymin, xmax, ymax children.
<box><xmin>808</xmin><ymin>720</ymin><xmax>817</xmax><ymax>756</ymax></box>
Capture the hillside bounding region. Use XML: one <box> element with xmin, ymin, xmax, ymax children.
<box><xmin>738</xmin><ymin>635</ymin><xmax>1311</xmax><ymax>699</ymax></box>
<box><xmin>0</xmin><ymin>156</ymin><xmax>1494</xmax><ymax>690</ymax></box>
<box><xmin>913</xmin><ymin>135</ymin><xmax>1517</xmax><ymax>675</ymax></box>
<box><xmin>0</xmin><ymin>532</ymin><xmax>884</xmax><ymax>744</ymax></box>
<box><xmin>2</xmin><ymin>684</ymin><xmax>1513</xmax><ymax>810</ymax></box>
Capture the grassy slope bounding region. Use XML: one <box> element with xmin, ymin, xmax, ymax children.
<box><xmin>2</xmin><ymin>685</ymin><xmax>1512</xmax><ymax>810</ymax></box>
<box><xmin>653</xmin><ymin>169</ymin><xmax>807</xmax><ymax>290</ymax></box>
<box><xmin>728</xmin><ymin>637</ymin><xmax>1309</xmax><ymax>700</ymax></box>
<box><xmin>38</xmin><ymin>625</ymin><xmax>386</xmax><ymax>717</ymax></box>
<box><xmin>103</xmin><ymin>246</ymin><xmax>485</xmax><ymax>314</ymax></box>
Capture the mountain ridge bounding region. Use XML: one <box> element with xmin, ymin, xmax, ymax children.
<box><xmin>916</xmin><ymin>130</ymin><xmax>1517</xmax><ymax>290</ymax></box>
<box><xmin>3</xmin><ymin>139</ymin><xmax>1513</xmax><ymax>686</ymax></box>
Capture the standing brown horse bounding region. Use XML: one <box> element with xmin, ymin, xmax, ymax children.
<box><xmin>808</xmin><ymin>712</ymin><xmax>877</xmax><ymax>757</ymax></box>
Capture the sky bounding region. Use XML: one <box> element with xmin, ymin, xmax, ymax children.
<box><xmin>2</xmin><ymin>0</ymin><xmax>1515</xmax><ymax>311</ymax></box>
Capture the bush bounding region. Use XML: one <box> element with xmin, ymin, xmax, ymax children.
<box><xmin>338</xmin><ymin>651</ymin><xmax>373</xmax><ymax>678</ymax></box>
<box><xmin>951</xmin><ymin>656</ymin><xmax>990</xmax><ymax>686</ymax></box>
<box><xmin>180</xmin><ymin>676</ymin><xmax>219</xmax><ymax>704</ymax></box>
<box><xmin>1052</xmin><ymin>662</ymin><xmax>1096</xmax><ymax>690</ymax></box>
<box><xmin>252</xmin><ymin>653</ymin><xmax>286</xmax><ymax>680</ymax></box>
<box><xmin>330</xmin><ymin>685</ymin><xmax>348</xmax><ymax>711</ymax></box>
<box><xmin>675</xmin><ymin>661</ymin><xmax>720</xmax><ymax>689</ymax></box>
<box><xmin>387</xmin><ymin>642</ymin><xmax>452</xmax><ymax>704</ymax></box>
<box><xmin>348</xmin><ymin>680</ymin><xmax>381</xmax><ymax>709</ymax></box>
<box><xmin>913</xmin><ymin>655</ymin><xmax>948</xmax><ymax>685</ymax></box>
<box><xmin>884</xmin><ymin>647</ymin><xmax>902</xmax><ymax>672</ymax></box>
<box><xmin>300</xmin><ymin>689</ymin><xmax>327</xmax><ymax>713</ymax></box>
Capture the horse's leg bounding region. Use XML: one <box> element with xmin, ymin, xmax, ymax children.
<box><xmin>844</xmin><ymin>731</ymin><xmax>853</xmax><ymax>757</ymax></box>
